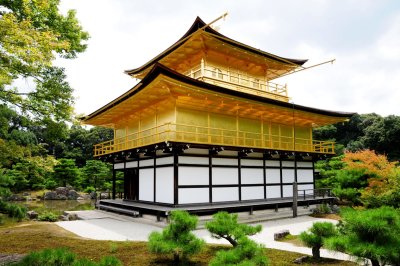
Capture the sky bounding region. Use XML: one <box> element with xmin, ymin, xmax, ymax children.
<box><xmin>57</xmin><ymin>0</ymin><xmax>400</xmax><ymax>117</ymax></box>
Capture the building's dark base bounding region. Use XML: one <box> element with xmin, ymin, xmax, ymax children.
<box><xmin>98</xmin><ymin>196</ymin><xmax>335</xmax><ymax>219</ymax></box>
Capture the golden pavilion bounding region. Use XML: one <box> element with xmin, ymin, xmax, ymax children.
<box><xmin>82</xmin><ymin>16</ymin><xmax>353</xmax><ymax>216</ymax></box>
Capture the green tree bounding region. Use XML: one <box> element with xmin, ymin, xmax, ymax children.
<box><xmin>325</xmin><ymin>207</ymin><xmax>400</xmax><ymax>266</ymax></box>
<box><xmin>205</xmin><ymin>211</ymin><xmax>262</xmax><ymax>247</ymax></box>
<box><xmin>81</xmin><ymin>160</ymin><xmax>111</xmax><ymax>192</ymax></box>
<box><xmin>210</xmin><ymin>237</ymin><xmax>267</xmax><ymax>266</ymax></box>
<box><xmin>0</xmin><ymin>0</ymin><xmax>89</xmax><ymax>120</ymax></box>
<box><xmin>299</xmin><ymin>222</ymin><xmax>337</xmax><ymax>259</ymax></box>
<box><xmin>53</xmin><ymin>158</ymin><xmax>79</xmax><ymax>187</ymax></box>
<box><xmin>148</xmin><ymin>210</ymin><xmax>204</xmax><ymax>264</ymax></box>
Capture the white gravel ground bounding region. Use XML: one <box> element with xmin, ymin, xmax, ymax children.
<box><xmin>56</xmin><ymin>210</ymin><xmax>354</xmax><ymax>262</ymax></box>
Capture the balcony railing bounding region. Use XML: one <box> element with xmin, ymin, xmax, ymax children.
<box><xmin>94</xmin><ymin>123</ymin><xmax>335</xmax><ymax>156</ymax></box>
<box><xmin>183</xmin><ymin>62</ymin><xmax>289</xmax><ymax>102</ymax></box>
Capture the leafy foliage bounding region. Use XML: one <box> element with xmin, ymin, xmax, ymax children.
<box><xmin>210</xmin><ymin>237</ymin><xmax>267</xmax><ymax>266</ymax></box>
<box><xmin>14</xmin><ymin>248</ymin><xmax>122</xmax><ymax>266</ymax></box>
<box><xmin>53</xmin><ymin>158</ymin><xmax>79</xmax><ymax>187</ymax></box>
<box><xmin>316</xmin><ymin>150</ymin><xmax>400</xmax><ymax>207</ymax></box>
<box><xmin>325</xmin><ymin>207</ymin><xmax>400</xmax><ymax>266</ymax></box>
<box><xmin>205</xmin><ymin>211</ymin><xmax>262</xmax><ymax>247</ymax></box>
<box><xmin>206</xmin><ymin>212</ymin><xmax>267</xmax><ymax>265</ymax></box>
<box><xmin>38</xmin><ymin>211</ymin><xmax>58</xmax><ymax>222</ymax></box>
<box><xmin>0</xmin><ymin>0</ymin><xmax>89</xmax><ymax>121</ymax></box>
<box><xmin>299</xmin><ymin>222</ymin><xmax>337</xmax><ymax>259</ymax></box>
<box><xmin>148</xmin><ymin>210</ymin><xmax>204</xmax><ymax>264</ymax></box>
<box><xmin>314</xmin><ymin>113</ymin><xmax>400</xmax><ymax>160</ymax></box>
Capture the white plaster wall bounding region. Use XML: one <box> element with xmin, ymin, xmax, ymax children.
<box><xmin>179</xmin><ymin>188</ymin><xmax>209</xmax><ymax>204</ymax></box>
<box><xmin>156</xmin><ymin>156</ymin><xmax>173</xmax><ymax>165</ymax></box>
<box><xmin>265</xmin><ymin>169</ymin><xmax>280</xmax><ymax>184</ymax></box>
<box><xmin>241</xmin><ymin>159</ymin><xmax>263</xmax><ymax>167</ymax></box>
<box><xmin>212</xmin><ymin>168</ymin><xmax>238</xmax><ymax>184</ymax></box>
<box><xmin>297</xmin><ymin>161</ymin><xmax>313</xmax><ymax>168</ymax></box>
<box><xmin>156</xmin><ymin>167</ymin><xmax>174</xmax><ymax>204</ymax></box>
<box><xmin>212</xmin><ymin>187</ymin><xmax>239</xmax><ymax>202</ymax></box>
<box><xmin>265</xmin><ymin>160</ymin><xmax>280</xmax><ymax>167</ymax></box>
<box><xmin>283</xmin><ymin>185</ymin><xmax>294</xmax><ymax>197</ymax></box>
<box><xmin>114</xmin><ymin>163</ymin><xmax>124</xmax><ymax>169</ymax></box>
<box><xmin>241</xmin><ymin>168</ymin><xmax>263</xmax><ymax>184</ymax></box>
<box><xmin>125</xmin><ymin>161</ymin><xmax>137</xmax><ymax>168</ymax></box>
<box><xmin>266</xmin><ymin>186</ymin><xmax>281</xmax><ymax>198</ymax></box>
<box><xmin>298</xmin><ymin>184</ymin><xmax>314</xmax><ymax>192</ymax></box>
<box><xmin>179</xmin><ymin>167</ymin><xmax>209</xmax><ymax>185</ymax></box>
<box><xmin>241</xmin><ymin>186</ymin><xmax>264</xmax><ymax>200</ymax></box>
<box><xmin>282</xmin><ymin>161</ymin><xmax>294</xmax><ymax>167</ymax></box>
<box><xmin>282</xmin><ymin>169</ymin><xmax>295</xmax><ymax>183</ymax></box>
<box><xmin>297</xmin><ymin>169</ymin><xmax>314</xmax><ymax>183</ymax></box>
<box><xmin>139</xmin><ymin>169</ymin><xmax>154</xmax><ymax>201</ymax></box>
<box><xmin>212</xmin><ymin>158</ymin><xmax>238</xmax><ymax>166</ymax></box>
<box><xmin>179</xmin><ymin>156</ymin><xmax>209</xmax><ymax>165</ymax></box>
<box><xmin>139</xmin><ymin>159</ymin><xmax>154</xmax><ymax>167</ymax></box>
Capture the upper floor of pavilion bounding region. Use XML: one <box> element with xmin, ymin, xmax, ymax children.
<box><xmin>124</xmin><ymin>16</ymin><xmax>308</xmax><ymax>103</ymax></box>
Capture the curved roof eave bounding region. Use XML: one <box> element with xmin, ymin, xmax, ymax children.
<box><xmin>82</xmin><ymin>63</ymin><xmax>355</xmax><ymax>123</ymax></box>
<box><xmin>124</xmin><ymin>17</ymin><xmax>308</xmax><ymax>76</ymax></box>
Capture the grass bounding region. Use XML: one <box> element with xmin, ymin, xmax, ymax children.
<box><xmin>0</xmin><ymin>222</ymin><xmax>356</xmax><ymax>266</ymax></box>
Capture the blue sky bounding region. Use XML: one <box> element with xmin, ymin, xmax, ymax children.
<box><xmin>58</xmin><ymin>0</ymin><xmax>400</xmax><ymax>117</ymax></box>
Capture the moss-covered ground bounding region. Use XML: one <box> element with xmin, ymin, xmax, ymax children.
<box><xmin>0</xmin><ymin>222</ymin><xmax>356</xmax><ymax>265</ymax></box>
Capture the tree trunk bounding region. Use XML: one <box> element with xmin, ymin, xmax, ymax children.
<box><xmin>225</xmin><ymin>235</ymin><xmax>238</xmax><ymax>247</ymax></box>
<box><xmin>173</xmin><ymin>253</ymin><xmax>180</xmax><ymax>265</ymax></box>
<box><xmin>312</xmin><ymin>247</ymin><xmax>320</xmax><ymax>259</ymax></box>
<box><xmin>370</xmin><ymin>259</ymin><xmax>380</xmax><ymax>266</ymax></box>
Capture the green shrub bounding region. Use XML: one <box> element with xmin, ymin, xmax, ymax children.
<box><xmin>6</xmin><ymin>203</ymin><xmax>26</xmax><ymax>221</ymax></box>
<box><xmin>148</xmin><ymin>210</ymin><xmax>204</xmax><ymax>264</ymax></box>
<box><xmin>210</xmin><ymin>237</ymin><xmax>267</xmax><ymax>266</ymax></box>
<box><xmin>84</xmin><ymin>186</ymin><xmax>96</xmax><ymax>193</ymax></box>
<box><xmin>98</xmin><ymin>256</ymin><xmax>123</xmax><ymax>266</ymax></box>
<box><xmin>205</xmin><ymin>211</ymin><xmax>262</xmax><ymax>247</ymax></box>
<box><xmin>299</xmin><ymin>222</ymin><xmax>337</xmax><ymax>259</ymax></box>
<box><xmin>14</xmin><ymin>248</ymin><xmax>122</xmax><ymax>266</ymax></box>
<box><xmin>16</xmin><ymin>248</ymin><xmax>76</xmax><ymax>266</ymax></box>
<box><xmin>38</xmin><ymin>211</ymin><xmax>58</xmax><ymax>222</ymax></box>
<box><xmin>325</xmin><ymin>207</ymin><xmax>400</xmax><ymax>266</ymax></box>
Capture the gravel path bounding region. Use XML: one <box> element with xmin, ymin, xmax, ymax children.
<box><xmin>56</xmin><ymin>210</ymin><xmax>353</xmax><ymax>262</ymax></box>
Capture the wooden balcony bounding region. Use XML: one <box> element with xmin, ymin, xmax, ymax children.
<box><xmin>183</xmin><ymin>61</ymin><xmax>289</xmax><ymax>102</ymax></box>
<box><xmin>94</xmin><ymin>123</ymin><xmax>335</xmax><ymax>156</ymax></box>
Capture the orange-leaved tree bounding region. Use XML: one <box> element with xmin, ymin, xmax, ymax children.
<box><xmin>343</xmin><ymin>150</ymin><xmax>399</xmax><ymax>208</ymax></box>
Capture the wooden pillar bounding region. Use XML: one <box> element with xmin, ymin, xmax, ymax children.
<box><xmin>293</xmin><ymin>182</ymin><xmax>298</xmax><ymax>218</ymax></box>
<box><xmin>112</xmin><ymin>169</ymin><xmax>116</xmax><ymax>200</ymax></box>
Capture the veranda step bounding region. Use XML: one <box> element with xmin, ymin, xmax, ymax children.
<box><xmin>98</xmin><ymin>204</ymin><xmax>140</xmax><ymax>217</ymax></box>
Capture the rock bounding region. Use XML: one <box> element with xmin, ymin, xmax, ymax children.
<box><xmin>56</xmin><ymin>194</ymin><xmax>67</xmax><ymax>200</ymax></box>
<box><xmin>68</xmin><ymin>213</ymin><xmax>78</xmax><ymax>221</ymax></box>
<box><xmin>77</xmin><ymin>197</ymin><xmax>84</xmax><ymax>200</ymax></box>
<box><xmin>27</xmin><ymin>210</ymin><xmax>38</xmax><ymax>220</ymax></box>
<box><xmin>59</xmin><ymin>215</ymin><xmax>69</xmax><ymax>221</ymax></box>
<box><xmin>0</xmin><ymin>254</ymin><xmax>26</xmax><ymax>265</ymax></box>
<box><xmin>44</xmin><ymin>191</ymin><xmax>57</xmax><ymax>200</ymax></box>
<box><xmin>293</xmin><ymin>256</ymin><xmax>309</xmax><ymax>264</ymax></box>
<box><xmin>22</xmin><ymin>192</ymin><xmax>30</xmax><ymax>196</ymax></box>
<box><xmin>274</xmin><ymin>230</ymin><xmax>290</xmax><ymax>241</ymax></box>
<box><xmin>100</xmin><ymin>192</ymin><xmax>110</xmax><ymax>199</ymax></box>
<box><xmin>55</xmin><ymin>187</ymin><xmax>69</xmax><ymax>196</ymax></box>
<box><xmin>6</xmin><ymin>194</ymin><xmax>25</xmax><ymax>201</ymax></box>
<box><xmin>67</xmin><ymin>190</ymin><xmax>80</xmax><ymax>200</ymax></box>
<box><xmin>89</xmin><ymin>191</ymin><xmax>97</xmax><ymax>200</ymax></box>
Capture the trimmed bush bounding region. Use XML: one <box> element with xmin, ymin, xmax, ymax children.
<box><xmin>299</xmin><ymin>222</ymin><xmax>337</xmax><ymax>259</ymax></box>
<box><xmin>14</xmin><ymin>248</ymin><xmax>122</xmax><ymax>266</ymax></box>
<box><xmin>38</xmin><ymin>211</ymin><xmax>58</xmax><ymax>222</ymax></box>
<box><xmin>148</xmin><ymin>210</ymin><xmax>204</xmax><ymax>264</ymax></box>
<box><xmin>6</xmin><ymin>203</ymin><xmax>26</xmax><ymax>221</ymax></box>
<box><xmin>210</xmin><ymin>237</ymin><xmax>267</xmax><ymax>266</ymax></box>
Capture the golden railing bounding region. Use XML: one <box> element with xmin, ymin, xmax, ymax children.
<box><xmin>94</xmin><ymin>123</ymin><xmax>335</xmax><ymax>156</ymax></box>
<box><xmin>183</xmin><ymin>63</ymin><xmax>289</xmax><ymax>102</ymax></box>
